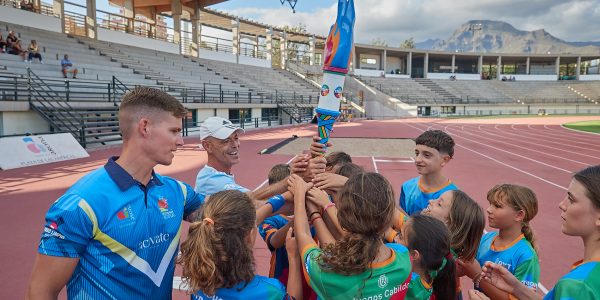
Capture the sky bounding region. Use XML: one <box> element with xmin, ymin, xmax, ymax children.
<box><xmin>210</xmin><ymin>0</ymin><xmax>600</xmax><ymax>46</ymax></box>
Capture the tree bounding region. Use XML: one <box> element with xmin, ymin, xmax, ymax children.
<box><xmin>371</xmin><ymin>37</ymin><xmax>388</xmax><ymax>47</ymax></box>
<box><xmin>400</xmin><ymin>38</ymin><xmax>415</xmax><ymax>49</ymax></box>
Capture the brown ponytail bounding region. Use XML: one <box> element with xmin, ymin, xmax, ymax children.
<box><xmin>178</xmin><ymin>190</ymin><xmax>256</xmax><ymax>296</ymax></box>
<box><xmin>319</xmin><ymin>172</ymin><xmax>395</xmax><ymax>275</ymax></box>
<box><xmin>487</xmin><ymin>184</ymin><xmax>539</xmax><ymax>253</ymax></box>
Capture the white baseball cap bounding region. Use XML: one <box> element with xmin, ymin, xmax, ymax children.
<box><xmin>199</xmin><ymin>117</ymin><xmax>244</xmax><ymax>140</ymax></box>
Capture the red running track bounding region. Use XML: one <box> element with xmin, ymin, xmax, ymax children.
<box><xmin>0</xmin><ymin>116</ymin><xmax>598</xmax><ymax>299</ymax></box>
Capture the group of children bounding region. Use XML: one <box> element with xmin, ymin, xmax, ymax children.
<box><xmin>177</xmin><ymin>129</ymin><xmax>600</xmax><ymax>300</ymax></box>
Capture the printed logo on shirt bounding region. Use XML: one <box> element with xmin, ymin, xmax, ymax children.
<box><xmin>494</xmin><ymin>258</ymin><xmax>512</xmax><ymax>270</ymax></box>
<box><xmin>138</xmin><ymin>232</ymin><xmax>171</xmax><ymax>250</ymax></box>
<box><xmin>378</xmin><ymin>274</ymin><xmax>388</xmax><ymax>289</ymax></box>
<box><xmin>116</xmin><ymin>205</ymin><xmax>136</xmax><ymax>227</ymax></box>
<box><xmin>43</xmin><ymin>217</ymin><xmax>65</xmax><ymax>239</ymax></box>
<box><xmin>158</xmin><ymin>197</ymin><xmax>175</xmax><ymax>219</ymax></box>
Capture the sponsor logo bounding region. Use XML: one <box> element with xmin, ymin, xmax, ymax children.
<box><xmin>158</xmin><ymin>197</ymin><xmax>175</xmax><ymax>219</ymax></box>
<box><xmin>320</xmin><ymin>84</ymin><xmax>330</xmax><ymax>96</ymax></box>
<box><xmin>378</xmin><ymin>274</ymin><xmax>388</xmax><ymax>289</ymax></box>
<box><xmin>43</xmin><ymin>218</ymin><xmax>65</xmax><ymax>239</ymax></box>
<box><xmin>117</xmin><ymin>207</ymin><xmax>130</xmax><ymax>220</ymax></box>
<box><xmin>138</xmin><ymin>233</ymin><xmax>171</xmax><ymax>250</ymax></box>
<box><xmin>116</xmin><ymin>205</ymin><xmax>136</xmax><ymax>228</ymax></box>
<box><xmin>22</xmin><ymin>137</ymin><xmax>46</xmax><ymax>154</ymax></box>
<box><xmin>334</xmin><ymin>86</ymin><xmax>343</xmax><ymax>98</ymax></box>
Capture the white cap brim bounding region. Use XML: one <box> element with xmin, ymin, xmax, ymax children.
<box><xmin>202</xmin><ymin>127</ymin><xmax>244</xmax><ymax>140</ymax></box>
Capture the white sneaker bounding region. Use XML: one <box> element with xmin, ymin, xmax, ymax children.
<box><xmin>40</xmin><ymin>61</ymin><xmax>44</xmax><ymax>64</ymax></box>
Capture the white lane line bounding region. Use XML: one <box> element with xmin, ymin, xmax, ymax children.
<box><xmin>402</xmin><ymin>122</ymin><xmax>568</xmax><ymax>191</ymax></box>
<box><xmin>559</xmin><ymin>124</ymin><xmax>600</xmax><ymax>136</ymax></box>
<box><xmin>457</xmin><ymin>125</ymin><xmax>590</xmax><ymax>166</ymax></box>
<box><xmin>444</xmin><ymin>125</ymin><xmax>573</xmax><ymax>173</ymax></box>
<box><xmin>508</xmin><ymin>124</ymin><xmax>600</xmax><ymax>151</ymax></box>
<box><xmin>487</xmin><ymin>125</ymin><xmax>600</xmax><ymax>160</ymax></box>
<box><xmin>373</xmin><ymin>159</ymin><xmax>414</xmax><ymax>163</ymax></box>
<box><xmin>371</xmin><ymin>156</ymin><xmax>379</xmax><ymax>173</ymax></box>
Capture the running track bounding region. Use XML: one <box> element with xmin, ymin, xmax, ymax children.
<box><xmin>0</xmin><ymin>116</ymin><xmax>598</xmax><ymax>299</ymax></box>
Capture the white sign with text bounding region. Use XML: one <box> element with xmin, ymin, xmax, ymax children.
<box><xmin>0</xmin><ymin>133</ymin><xmax>89</xmax><ymax>170</ymax></box>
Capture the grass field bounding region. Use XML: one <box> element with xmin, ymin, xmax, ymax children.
<box><xmin>445</xmin><ymin>114</ymin><xmax>600</xmax><ymax>119</ymax></box>
<box><xmin>563</xmin><ymin>120</ymin><xmax>600</xmax><ymax>133</ymax></box>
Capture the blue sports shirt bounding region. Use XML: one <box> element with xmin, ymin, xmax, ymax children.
<box><xmin>38</xmin><ymin>157</ymin><xmax>204</xmax><ymax>299</ymax></box>
<box><xmin>192</xmin><ymin>275</ymin><xmax>288</xmax><ymax>300</ymax></box>
<box><xmin>476</xmin><ymin>232</ymin><xmax>540</xmax><ymax>292</ymax></box>
<box><xmin>399</xmin><ymin>176</ymin><xmax>457</xmax><ymax>215</ymax></box>
<box><xmin>544</xmin><ymin>260</ymin><xmax>600</xmax><ymax>300</ymax></box>
<box><xmin>194</xmin><ymin>165</ymin><xmax>249</xmax><ymax>197</ymax></box>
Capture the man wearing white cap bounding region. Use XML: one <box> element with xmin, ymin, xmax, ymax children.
<box><xmin>194</xmin><ymin>117</ymin><xmax>290</xmax><ymax>201</ymax></box>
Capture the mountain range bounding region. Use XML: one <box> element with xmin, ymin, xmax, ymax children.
<box><xmin>415</xmin><ymin>20</ymin><xmax>600</xmax><ymax>54</ymax></box>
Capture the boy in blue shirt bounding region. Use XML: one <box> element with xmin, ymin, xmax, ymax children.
<box><xmin>400</xmin><ymin>130</ymin><xmax>457</xmax><ymax>215</ymax></box>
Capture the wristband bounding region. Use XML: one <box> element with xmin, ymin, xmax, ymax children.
<box><xmin>266</xmin><ymin>194</ymin><xmax>285</xmax><ymax>212</ymax></box>
<box><xmin>309</xmin><ymin>216</ymin><xmax>322</xmax><ymax>225</ymax></box>
<box><xmin>322</xmin><ymin>202</ymin><xmax>336</xmax><ymax>215</ymax></box>
<box><xmin>308</xmin><ymin>211</ymin><xmax>321</xmax><ymax>219</ymax></box>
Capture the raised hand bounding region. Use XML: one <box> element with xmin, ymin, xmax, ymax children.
<box><xmin>313</xmin><ymin>172</ymin><xmax>348</xmax><ymax>192</ymax></box>
<box><xmin>322</xmin><ymin>0</ymin><xmax>355</xmax><ymax>74</ymax></box>
<box><xmin>288</xmin><ymin>174</ymin><xmax>314</xmax><ymax>197</ymax></box>
<box><xmin>307</xmin><ymin>187</ymin><xmax>331</xmax><ymax>208</ymax></box>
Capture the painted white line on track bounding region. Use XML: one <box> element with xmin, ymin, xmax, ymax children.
<box><xmin>508</xmin><ymin>124</ymin><xmax>600</xmax><ymax>151</ymax></box>
<box><xmin>458</xmin><ymin>125</ymin><xmax>590</xmax><ymax>166</ymax></box>
<box><xmin>371</xmin><ymin>156</ymin><xmax>379</xmax><ymax>173</ymax></box>
<box><xmin>402</xmin><ymin>122</ymin><xmax>568</xmax><ymax>191</ymax></box>
<box><xmin>373</xmin><ymin>159</ymin><xmax>414</xmax><ymax>163</ymax></box>
<box><xmin>559</xmin><ymin>124</ymin><xmax>600</xmax><ymax>136</ymax></box>
<box><xmin>486</xmin><ymin>125</ymin><xmax>600</xmax><ymax>160</ymax></box>
<box><xmin>444</xmin><ymin>125</ymin><xmax>573</xmax><ymax>173</ymax></box>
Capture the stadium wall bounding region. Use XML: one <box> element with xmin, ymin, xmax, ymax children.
<box><xmin>97</xmin><ymin>28</ymin><xmax>179</xmax><ymax>54</ymax></box>
<box><xmin>0</xmin><ymin>6</ymin><xmax>61</xmax><ymax>33</ymax></box>
<box><xmin>422</xmin><ymin>104</ymin><xmax>600</xmax><ymax>117</ymax></box>
<box><xmin>0</xmin><ymin>111</ymin><xmax>49</xmax><ymax>135</ymax></box>
<box><xmin>428</xmin><ymin>73</ymin><xmax>480</xmax><ymax>80</ymax></box>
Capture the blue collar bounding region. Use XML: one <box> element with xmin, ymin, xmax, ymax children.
<box><xmin>104</xmin><ymin>156</ymin><xmax>163</xmax><ymax>191</ymax></box>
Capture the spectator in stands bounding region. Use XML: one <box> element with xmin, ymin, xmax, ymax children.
<box><xmin>61</xmin><ymin>54</ymin><xmax>78</xmax><ymax>79</ymax></box>
<box><xmin>0</xmin><ymin>32</ymin><xmax>7</xmax><ymax>53</ymax></box>
<box><xmin>27</xmin><ymin>40</ymin><xmax>43</xmax><ymax>64</ymax></box>
<box><xmin>6</xmin><ymin>31</ymin><xmax>18</xmax><ymax>51</ymax></box>
<box><xmin>9</xmin><ymin>40</ymin><xmax>27</xmax><ymax>61</ymax></box>
<box><xmin>20</xmin><ymin>0</ymin><xmax>35</xmax><ymax>11</ymax></box>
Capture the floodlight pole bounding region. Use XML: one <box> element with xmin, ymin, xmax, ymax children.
<box><xmin>468</xmin><ymin>23</ymin><xmax>482</xmax><ymax>52</ymax></box>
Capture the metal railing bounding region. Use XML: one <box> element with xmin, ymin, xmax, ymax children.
<box><xmin>0</xmin><ymin>74</ymin><xmax>319</xmax><ymax>105</ymax></box>
<box><xmin>0</xmin><ymin>0</ymin><xmax>57</xmax><ymax>17</ymax></box>
<box><xmin>240</xmin><ymin>42</ymin><xmax>266</xmax><ymax>59</ymax></box>
<box><xmin>199</xmin><ymin>35</ymin><xmax>233</xmax><ymax>53</ymax></box>
<box><xmin>63</xmin><ymin>10</ymin><xmax>86</xmax><ymax>37</ymax></box>
<box><xmin>358</xmin><ymin>77</ymin><xmax>594</xmax><ymax>105</ymax></box>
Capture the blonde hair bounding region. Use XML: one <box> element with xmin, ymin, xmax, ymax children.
<box><xmin>177</xmin><ymin>190</ymin><xmax>256</xmax><ymax>296</ymax></box>
<box><xmin>487</xmin><ymin>184</ymin><xmax>539</xmax><ymax>252</ymax></box>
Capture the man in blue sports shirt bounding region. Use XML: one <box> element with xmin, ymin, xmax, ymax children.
<box><xmin>27</xmin><ymin>87</ymin><xmax>205</xmax><ymax>299</ymax></box>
